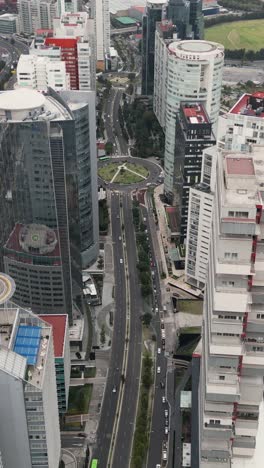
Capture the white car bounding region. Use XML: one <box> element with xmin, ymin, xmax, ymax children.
<box><xmin>119</xmin><ymin>236</ymin><xmax>122</xmax><ymax>240</ymax></box>
<box><xmin>157</xmin><ymin>366</ymin><xmax>161</xmax><ymax>374</ymax></box>
<box><xmin>112</xmin><ymin>386</ymin><xmax>117</xmax><ymax>393</ymax></box>
<box><xmin>120</xmin><ymin>259</ymin><xmax>123</xmax><ymax>264</ymax></box>
<box><xmin>165</xmin><ymin>427</ymin><xmax>169</xmax><ymax>435</ymax></box>
<box><xmin>165</xmin><ymin>409</ymin><xmax>169</xmax><ymax>417</ymax></box>
<box><xmin>162</xmin><ymin>451</ymin><xmax>167</xmax><ymax>461</ymax></box>
<box><xmin>157</xmin><ymin>347</ymin><xmax>161</xmax><ymax>354</ymax></box>
<box><xmin>162</xmin><ymin>396</ymin><xmax>166</xmax><ymax>404</ymax></box>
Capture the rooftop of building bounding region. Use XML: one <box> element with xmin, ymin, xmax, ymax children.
<box><xmin>0</xmin><ymin>88</ymin><xmax>45</xmax><ymax>111</ymax></box>
<box><xmin>130</xmin><ymin>5</ymin><xmax>145</xmax><ymax>12</ymax></box>
<box><xmin>0</xmin><ymin>273</ymin><xmax>16</xmax><ymax>305</ymax></box>
<box><xmin>0</xmin><ymin>304</ymin><xmax>52</xmax><ymax>388</ymax></box>
<box><xmin>222</xmin><ymin>146</ymin><xmax>264</xmax><ymax>207</ymax></box>
<box><xmin>168</xmin><ymin>40</ymin><xmax>224</xmax><ymax>58</ymax></box>
<box><xmin>226</xmin><ymin>157</ymin><xmax>255</xmax><ymax>176</ymax></box>
<box><xmin>4</xmin><ymin>223</ymin><xmax>61</xmax><ymax>263</ymax></box>
<box><xmin>45</xmin><ymin>37</ymin><xmax>78</xmax><ymax>48</ymax></box>
<box><xmin>0</xmin><ymin>88</ymin><xmax>75</xmax><ymax>121</ymax></box>
<box><xmin>0</xmin><ymin>13</ymin><xmax>17</xmax><ymax>20</ymax></box>
<box><xmin>182</xmin><ymin>102</ymin><xmax>209</xmax><ymax>125</ymax></box>
<box><xmin>156</xmin><ymin>19</ymin><xmax>175</xmax><ymax>33</ymax></box>
<box><xmin>39</xmin><ymin>315</ymin><xmax>67</xmax><ymax>357</ymax></box>
<box><xmin>115</xmin><ymin>16</ymin><xmax>138</xmax><ymax>25</ymax></box>
<box><xmin>229</xmin><ymin>92</ymin><xmax>264</xmax><ymax>118</ymax></box>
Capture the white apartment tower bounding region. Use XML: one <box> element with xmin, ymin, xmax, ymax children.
<box><xmin>162</xmin><ymin>40</ymin><xmax>224</xmax><ymax>202</ymax></box>
<box><xmin>153</xmin><ymin>20</ymin><xmax>177</xmax><ymax>129</ymax></box>
<box><xmin>17</xmin><ymin>54</ymin><xmax>70</xmax><ymax>91</ymax></box>
<box><xmin>186</xmin><ymin>92</ymin><xmax>264</xmax><ymax>291</ymax></box>
<box><xmin>0</xmin><ymin>274</ymin><xmax>60</xmax><ymax>468</ymax></box>
<box><xmin>200</xmin><ymin>145</ymin><xmax>264</xmax><ymax>467</ymax></box>
<box><xmin>185</xmin><ymin>145</ymin><xmax>217</xmax><ymax>289</ymax></box>
<box><xmin>18</xmin><ymin>0</ymin><xmax>58</xmax><ymax>35</ymax></box>
<box><xmin>53</xmin><ymin>12</ymin><xmax>96</xmax><ymax>91</ymax></box>
<box><xmin>90</xmin><ymin>0</ymin><xmax>110</xmax><ymax>69</ymax></box>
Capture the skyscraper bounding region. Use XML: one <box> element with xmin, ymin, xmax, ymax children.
<box><xmin>189</xmin><ymin>0</ymin><xmax>204</xmax><ymax>39</ymax></box>
<box><xmin>0</xmin><ymin>273</ymin><xmax>61</xmax><ymax>468</ymax></box>
<box><xmin>142</xmin><ymin>0</ymin><xmax>166</xmax><ymax>96</ymax></box>
<box><xmin>200</xmin><ymin>145</ymin><xmax>264</xmax><ymax>466</ymax></box>
<box><xmin>174</xmin><ymin>102</ymin><xmax>215</xmax><ymax>242</ymax></box>
<box><xmin>167</xmin><ymin>0</ymin><xmax>204</xmax><ymax>40</ymax></box>
<box><xmin>154</xmin><ymin>20</ymin><xmax>177</xmax><ymax>129</ymax></box>
<box><xmin>167</xmin><ymin>0</ymin><xmax>191</xmax><ymax>38</ymax></box>
<box><xmin>163</xmin><ymin>40</ymin><xmax>224</xmax><ymax>202</ymax></box>
<box><xmin>185</xmin><ymin>92</ymin><xmax>264</xmax><ymax>290</ymax></box>
<box><xmin>185</xmin><ymin>145</ymin><xmax>217</xmax><ymax>289</ymax></box>
<box><xmin>0</xmin><ymin>88</ymin><xmax>98</xmax><ymax>323</ymax></box>
<box><xmin>18</xmin><ymin>0</ymin><xmax>58</xmax><ymax>35</ymax></box>
<box><xmin>90</xmin><ymin>0</ymin><xmax>110</xmax><ymax>70</ymax></box>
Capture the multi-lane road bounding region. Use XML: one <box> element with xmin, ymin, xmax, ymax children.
<box><xmin>104</xmin><ymin>88</ymin><xmax>129</xmax><ymax>155</ymax></box>
<box><xmin>93</xmin><ymin>194</ymin><xmax>127</xmax><ymax>467</ymax></box>
<box><xmin>111</xmin><ymin>194</ymin><xmax>142</xmax><ymax>467</ymax></box>
<box><xmin>140</xmin><ymin>204</ymin><xmax>169</xmax><ymax>468</ymax></box>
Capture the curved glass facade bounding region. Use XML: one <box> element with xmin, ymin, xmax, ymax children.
<box><xmin>0</xmin><ymin>88</ymin><xmax>98</xmax><ymax>323</ymax></box>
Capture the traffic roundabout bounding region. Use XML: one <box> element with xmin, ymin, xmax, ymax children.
<box><xmin>98</xmin><ymin>156</ymin><xmax>162</xmax><ymax>191</ymax></box>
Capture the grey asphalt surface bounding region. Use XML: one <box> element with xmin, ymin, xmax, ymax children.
<box><xmin>93</xmin><ymin>193</ymin><xmax>127</xmax><ymax>467</ymax></box>
<box><xmin>141</xmin><ymin>204</ymin><xmax>169</xmax><ymax>468</ymax></box>
<box><xmin>111</xmin><ymin>193</ymin><xmax>143</xmax><ymax>467</ymax></box>
<box><xmin>61</xmin><ymin>434</ymin><xmax>87</xmax><ymax>449</ymax></box>
<box><xmin>104</xmin><ymin>87</ymin><xmax>118</xmax><ymax>152</ymax></box>
<box><xmin>0</xmin><ymin>36</ymin><xmax>28</xmax><ymax>88</ymax></box>
<box><xmin>104</xmin><ymin>86</ymin><xmax>129</xmax><ymax>155</ymax></box>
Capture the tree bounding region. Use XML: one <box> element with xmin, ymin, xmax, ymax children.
<box><xmin>141</xmin><ymin>312</ymin><xmax>152</xmax><ymax>326</ymax></box>
<box><xmin>105</xmin><ymin>141</ymin><xmax>113</xmax><ymax>155</ymax></box>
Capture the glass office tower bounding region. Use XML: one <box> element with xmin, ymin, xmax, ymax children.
<box><xmin>0</xmin><ymin>88</ymin><xmax>98</xmax><ymax>323</ymax></box>
<box><xmin>141</xmin><ymin>0</ymin><xmax>166</xmax><ymax>96</ymax></box>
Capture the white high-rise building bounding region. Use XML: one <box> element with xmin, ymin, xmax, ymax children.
<box><xmin>162</xmin><ymin>40</ymin><xmax>224</xmax><ymax>202</ymax></box>
<box><xmin>200</xmin><ymin>145</ymin><xmax>264</xmax><ymax>467</ymax></box>
<box><xmin>90</xmin><ymin>0</ymin><xmax>110</xmax><ymax>69</ymax></box>
<box><xmin>186</xmin><ymin>92</ymin><xmax>264</xmax><ymax>291</ymax></box>
<box><xmin>218</xmin><ymin>92</ymin><xmax>264</xmax><ymax>152</ymax></box>
<box><xmin>58</xmin><ymin>0</ymin><xmax>82</xmax><ymax>15</ymax></box>
<box><xmin>0</xmin><ymin>274</ymin><xmax>60</xmax><ymax>468</ymax></box>
<box><xmin>17</xmin><ymin>54</ymin><xmax>70</xmax><ymax>91</ymax></box>
<box><xmin>185</xmin><ymin>145</ymin><xmax>217</xmax><ymax>289</ymax></box>
<box><xmin>153</xmin><ymin>20</ymin><xmax>177</xmax><ymax>129</ymax></box>
<box><xmin>18</xmin><ymin>0</ymin><xmax>58</xmax><ymax>35</ymax></box>
<box><xmin>53</xmin><ymin>12</ymin><xmax>96</xmax><ymax>91</ymax></box>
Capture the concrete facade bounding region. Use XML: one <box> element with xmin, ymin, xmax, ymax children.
<box><xmin>200</xmin><ymin>145</ymin><xmax>264</xmax><ymax>466</ymax></box>
<box><xmin>0</xmin><ymin>303</ymin><xmax>60</xmax><ymax>468</ymax></box>
<box><xmin>162</xmin><ymin>40</ymin><xmax>224</xmax><ymax>201</ymax></box>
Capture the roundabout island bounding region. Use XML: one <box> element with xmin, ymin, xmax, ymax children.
<box><xmin>98</xmin><ymin>156</ymin><xmax>162</xmax><ymax>191</ymax></box>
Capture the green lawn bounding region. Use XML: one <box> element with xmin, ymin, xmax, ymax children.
<box><xmin>205</xmin><ymin>19</ymin><xmax>264</xmax><ymax>51</ymax></box>
<box><xmin>178</xmin><ymin>300</ymin><xmax>203</xmax><ymax>315</ymax></box>
<box><xmin>98</xmin><ymin>163</ymin><xmax>119</xmax><ymax>181</ymax></box>
<box><xmin>114</xmin><ymin>170</ymin><xmax>143</xmax><ymax>184</ymax></box>
<box><xmin>67</xmin><ymin>384</ymin><xmax>93</xmax><ymax>415</ymax></box>
<box><xmin>84</xmin><ymin>367</ymin><xmax>96</xmax><ymax>378</ymax></box>
<box><xmin>126</xmin><ymin>163</ymin><xmax>149</xmax><ymax>178</ymax></box>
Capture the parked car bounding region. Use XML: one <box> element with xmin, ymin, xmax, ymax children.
<box><xmin>157</xmin><ymin>366</ymin><xmax>161</xmax><ymax>374</ymax></box>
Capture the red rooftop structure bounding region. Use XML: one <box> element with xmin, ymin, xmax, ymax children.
<box><xmin>39</xmin><ymin>314</ymin><xmax>67</xmax><ymax>357</ymax></box>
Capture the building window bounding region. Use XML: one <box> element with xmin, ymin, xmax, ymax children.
<box><xmin>219</xmin><ymin>375</ymin><xmax>225</xmax><ymax>381</ymax></box>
